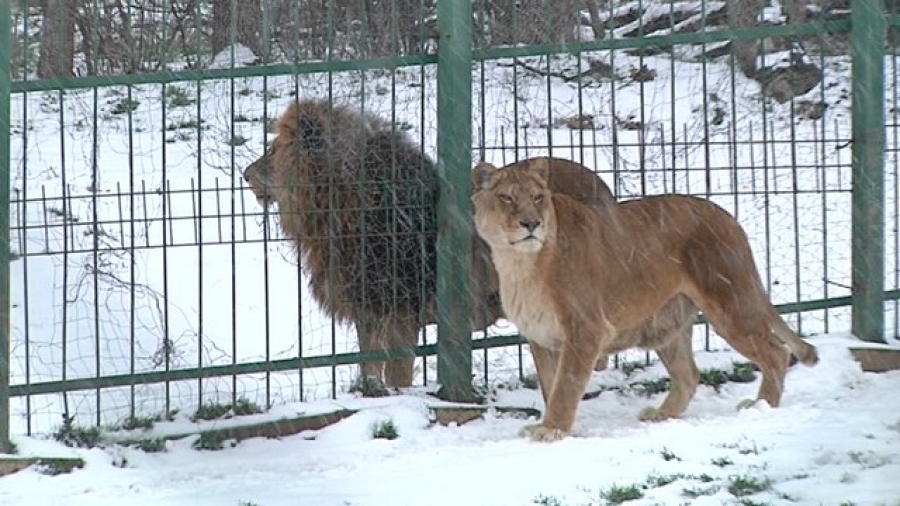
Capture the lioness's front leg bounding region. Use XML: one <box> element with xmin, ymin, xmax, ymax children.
<box><xmin>528</xmin><ymin>342</ymin><xmax>559</xmax><ymax>405</ymax></box>
<box><xmin>522</xmin><ymin>331</ymin><xmax>605</xmax><ymax>442</ymax></box>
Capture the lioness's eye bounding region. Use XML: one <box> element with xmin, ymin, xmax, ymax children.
<box><xmin>498</xmin><ymin>194</ymin><xmax>513</xmax><ymax>204</ymax></box>
<box><xmin>533</xmin><ymin>194</ymin><xmax>544</xmax><ymax>204</ymax></box>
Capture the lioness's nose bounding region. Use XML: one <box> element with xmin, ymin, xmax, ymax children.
<box><xmin>520</xmin><ymin>219</ymin><xmax>541</xmax><ymax>232</ymax></box>
<box><xmin>242</xmin><ymin>170</ymin><xmax>251</xmax><ymax>182</ymax></box>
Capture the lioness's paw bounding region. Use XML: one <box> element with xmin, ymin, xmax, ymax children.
<box><xmin>638</xmin><ymin>407</ymin><xmax>676</xmax><ymax>422</ymax></box>
<box><xmin>736</xmin><ymin>398</ymin><xmax>756</xmax><ymax>410</ymax></box>
<box><xmin>735</xmin><ymin>398</ymin><xmax>772</xmax><ymax>411</ymax></box>
<box><xmin>520</xmin><ymin>423</ymin><xmax>569</xmax><ymax>442</ymax></box>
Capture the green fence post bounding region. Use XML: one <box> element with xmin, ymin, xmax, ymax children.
<box><xmin>435</xmin><ymin>0</ymin><xmax>476</xmax><ymax>402</ymax></box>
<box><xmin>0</xmin><ymin>0</ymin><xmax>13</xmax><ymax>452</ymax></box>
<box><xmin>851</xmin><ymin>0</ymin><xmax>887</xmax><ymax>344</ymax></box>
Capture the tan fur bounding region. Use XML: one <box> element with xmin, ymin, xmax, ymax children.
<box><xmin>472</xmin><ymin>161</ymin><xmax>818</xmax><ymax>442</ymax></box>
<box><xmin>241</xmin><ymin>103</ymin><xmax>630</xmax><ymax>390</ymax></box>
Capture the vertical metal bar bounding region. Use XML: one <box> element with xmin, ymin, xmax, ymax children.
<box><xmin>0</xmin><ymin>0</ymin><xmax>13</xmax><ymax>453</ymax></box>
<box><xmin>21</xmin><ymin>0</ymin><xmax>31</xmax><ymax>437</ymax></box>
<box><xmin>160</xmin><ymin>0</ymin><xmax>172</xmax><ymax>419</ymax></box>
<box><xmin>435</xmin><ymin>0</ymin><xmax>474</xmax><ymax>402</ymax></box>
<box><xmin>851</xmin><ymin>0</ymin><xmax>886</xmax><ymax>343</ymax></box>
<box><xmin>194</xmin><ymin>0</ymin><xmax>205</xmax><ymax>405</ymax></box>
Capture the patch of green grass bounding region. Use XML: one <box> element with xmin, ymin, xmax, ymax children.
<box><xmin>134</xmin><ymin>438</ymin><xmax>167</xmax><ymax>453</ymax></box>
<box><xmin>192</xmin><ymin>402</ymin><xmax>232</xmax><ymax>422</ymax></box>
<box><xmin>633</xmin><ymin>377</ymin><xmax>671</xmax><ymax>397</ymax></box>
<box><xmin>53</xmin><ymin>415</ymin><xmax>103</xmax><ymax>449</ymax></box>
<box><xmin>659</xmin><ymin>447</ymin><xmax>681</xmax><ymax>462</ymax></box>
<box><xmin>232</xmin><ymin>398</ymin><xmax>264</xmax><ymax>416</ymax></box>
<box><xmin>737</xmin><ymin>442</ymin><xmax>762</xmax><ymax>455</ymax></box>
<box><xmin>695</xmin><ymin>473</ymin><xmax>717</xmax><ymax>483</ymax></box>
<box><xmin>520</xmin><ymin>373</ymin><xmax>541</xmax><ymax>390</ymax></box>
<box><xmin>682</xmin><ymin>485</ymin><xmax>720</xmax><ymax>498</ymax></box>
<box><xmin>532</xmin><ymin>494</ymin><xmax>565</xmax><ymax>506</ymax></box>
<box><xmin>192</xmin><ymin>432</ymin><xmax>225</xmax><ymax>451</ymax></box>
<box><xmin>166</xmin><ymin>119</ymin><xmax>202</xmax><ymax>131</ymax></box>
<box><xmin>645</xmin><ymin>472</ymin><xmax>683</xmax><ymax>488</ymax></box>
<box><xmin>371</xmin><ymin>419</ymin><xmax>399</xmax><ymax>440</ymax></box>
<box><xmin>716</xmin><ymin>439</ymin><xmax>764</xmax><ymax>455</ymax></box>
<box><xmin>699</xmin><ymin>368</ymin><xmax>731</xmax><ymax>389</ymax></box>
<box><xmin>111</xmin><ymin>97</ymin><xmax>140</xmax><ymax>115</ymax></box>
<box><xmin>727</xmin><ymin>475</ymin><xmax>772</xmax><ymax>497</ymax></box>
<box><xmin>728</xmin><ymin>362</ymin><xmax>757</xmax><ymax>382</ymax></box>
<box><xmin>711</xmin><ymin>456</ymin><xmax>734</xmax><ymax>467</ymax></box>
<box><xmin>736</xmin><ymin>500</ymin><xmax>773</xmax><ymax>506</ymax></box>
<box><xmin>227</xmin><ymin>135</ymin><xmax>249</xmax><ymax>147</ymax></box>
<box><xmin>191</xmin><ymin>398</ymin><xmax>262</xmax><ymax>422</ymax></box>
<box><xmin>35</xmin><ymin>458</ymin><xmax>86</xmax><ymax>476</ymax></box>
<box><xmin>166</xmin><ymin>86</ymin><xmax>195</xmax><ymax>107</ymax></box>
<box><xmin>120</xmin><ymin>414</ymin><xmax>162</xmax><ymax>431</ymax></box>
<box><xmin>700</xmin><ymin>362</ymin><xmax>757</xmax><ymax>389</ymax></box>
<box><xmin>599</xmin><ymin>483</ymin><xmax>644</xmax><ymax>505</ymax></box>
<box><xmin>621</xmin><ymin>361</ymin><xmax>648</xmax><ymax>376</ymax></box>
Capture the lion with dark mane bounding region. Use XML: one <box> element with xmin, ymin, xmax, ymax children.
<box><xmin>242</xmin><ymin>99</ymin><xmax>699</xmax><ymax>393</ymax></box>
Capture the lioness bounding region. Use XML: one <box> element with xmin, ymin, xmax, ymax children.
<box><xmin>472</xmin><ymin>159</ymin><xmax>819</xmax><ymax>442</ymax></box>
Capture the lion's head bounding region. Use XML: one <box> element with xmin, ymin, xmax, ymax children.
<box><xmin>243</xmin><ymin>148</ymin><xmax>277</xmax><ymax>207</ymax></box>
<box><xmin>472</xmin><ymin>160</ymin><xmax>555</xmax><ymax>254</ymax></box>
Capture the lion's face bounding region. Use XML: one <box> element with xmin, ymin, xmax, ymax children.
<box><xmin>472</xmin><ymin>161</ymin><xmax>554</xmax><ymax>254</ymax></box>
<box><xmin>243</xmin><ymin>145</ymin><xmax>278</xmax><ymax>207</ymax></box>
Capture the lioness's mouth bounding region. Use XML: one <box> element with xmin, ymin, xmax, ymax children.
<box><xmin>511</xmin><ymin>235</ymin><xmax>541</xmax><ymax>246</ymax></box>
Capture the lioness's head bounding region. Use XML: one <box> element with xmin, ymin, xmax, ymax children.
<box><xmin>472</xmin><ymin>160</ymin><xmax>554</xmax><ymax>254</ymax></box>
<box><xmin>243</xmin><ymin>147</ymin><xmax>277</xmax><ymax>207</ymax></box>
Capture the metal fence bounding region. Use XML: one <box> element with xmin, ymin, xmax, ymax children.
<box><xmin>1</xmin><ymin>0</ymin><xmax>898</xmax><ymax>450</ymax></box>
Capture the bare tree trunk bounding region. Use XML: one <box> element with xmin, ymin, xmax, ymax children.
<box><xmin>583</xmin><ymin>0</ymin><xmax>606</xmax><ymax>41</ymax></box>
<box><xmin>488</xmin><ymin>0</ymin><xmax>580</xmax><ymax>45</ymax></box>
<box><xmin>728</xmin><ymin>0</ymin><xmax>763</xmax><ymax>78</ymax></box>
<box><xmin>782</xmin><ymin>0</ymin><xmax>806</xmax><ymax>25</ymax></box>
<box><xmin>37</xmin><ymin>0</ymin><xmax>76</xmax><ymax>78</ymax></box>
<box><xmin>236</xmin><ymin>0</ymin><xmax>263</xmax><ymax>57</ymax></box>
<box><xmin>211</xmin><ymin>0</ymin><xmax>263</xmax><ymax>58</ymax></box>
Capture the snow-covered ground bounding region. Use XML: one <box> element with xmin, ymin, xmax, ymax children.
<box><xmin>2</xmin><ymin>335</ymin><xmax>899</xmax><ymax>505</ymax></box>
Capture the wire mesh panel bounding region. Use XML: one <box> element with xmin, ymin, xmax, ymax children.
<box><xmin>7</xmin><ymin>0</ymin><xmax>444</xmax><ymax>435</ymax></box>
<box><xmin>2</xmin><ymin>0</ymin><xmax>897</xmax><ymax>438</ymax></box>
<box><xmin>467</xmin><ymin>0</ymin><xmax>858</xmax><ymax>383</ymax></box>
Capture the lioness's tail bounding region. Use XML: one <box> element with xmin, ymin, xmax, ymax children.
<box><xmin>770</xmin><ymin>311</ymin><xmax>819</xmax><ymax>366</ymax></box>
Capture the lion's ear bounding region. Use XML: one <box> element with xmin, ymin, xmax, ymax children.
<box><xmin>472</xmin><ymin>162</ymin><xmax>498</xmax><ymax>191</ymax></box>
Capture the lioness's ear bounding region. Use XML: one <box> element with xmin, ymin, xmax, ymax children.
<box><xmin>472</xmin><ymin>162</ymin><xmax>498</xmax><ymax>191</ymax></box>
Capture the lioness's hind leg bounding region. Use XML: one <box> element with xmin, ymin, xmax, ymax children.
<box><xmin>639</xmin><ymin>328</ymin><xmax>699</xmax><ymax>422</ymax></box>
<box><xmin>711</xmin><ymin>322</ymin><xmax>791</xmax><ymax>409</ymax></box>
